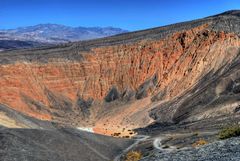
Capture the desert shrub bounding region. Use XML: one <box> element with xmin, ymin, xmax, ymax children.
<box><xmin>218</xmin><ymin>125</ymin><xmax>240</xmax><ymax>140</ymax></box>
<box><xmin>192</xmin><ymin>139</ymin><xmax>208</xmax><ymax>147</ymax></box>
<box><xmin>125</xmin><ymin>151</ymin><xmax>142</xmax><ymax>161</ymax></box>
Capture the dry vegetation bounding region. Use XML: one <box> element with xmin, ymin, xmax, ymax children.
<box><xmin>192</xmin><ymin>139</ymin><xmax>208</xmax><ymax>147</ymax></box>
<box><xmin>125</xmin><ymin>151</ymin><xmax>142</xmax><ymax>161</ymax></box>
<box><xmin>218</xmin><ymin>125</ymin><xmax>240</xmax><ymax>140</ymax></box>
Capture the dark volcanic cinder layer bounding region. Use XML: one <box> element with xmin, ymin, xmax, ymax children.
<box><xmin>0</xmin><ymin>127</ymin><xmax>133</xmax><ymax>161</ymax></box>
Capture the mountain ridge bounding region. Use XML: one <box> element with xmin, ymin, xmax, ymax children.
<box><xmin>0</xmin><ymin>24</ymin><xmax>128</xmax><ymax>50</ymax></box>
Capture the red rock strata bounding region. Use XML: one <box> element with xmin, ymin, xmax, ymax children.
<box><xmin>0</xmin><ymin>24</ymin><xmax>240</xmax><ymax>121</ymax></box>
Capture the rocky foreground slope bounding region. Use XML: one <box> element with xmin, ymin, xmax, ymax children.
<box><xmin>141</xmin><ymin>136</ymin><xmax>240</xmax><ymax>161</ymax></box>
<box><xmin>0</xmin><ymin>10</ymin><xmax>240</xmax><ymax>161</ymax></box>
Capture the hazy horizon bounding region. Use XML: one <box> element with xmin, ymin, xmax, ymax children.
<box><xmin>0</xmin><ymin>23</ymin><xmax>129</xmax><ymax>31</ymax></box>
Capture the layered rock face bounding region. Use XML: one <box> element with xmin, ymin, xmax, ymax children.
<box><xmin>0</xmin><ymin>11</ymin><xmax>240</xmax><ymax>132</ymax></box>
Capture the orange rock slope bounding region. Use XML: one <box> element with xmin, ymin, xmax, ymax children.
<box><xmin>0</xmin><ymin>24</ymin><xmax>240</xmax><ymax>123</ymax></box>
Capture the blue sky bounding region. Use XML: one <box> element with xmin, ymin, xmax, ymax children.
<box><xmin>1</xmin><ymin>0</ymin><xmax>240</xmax><ymax>31</ymax></box>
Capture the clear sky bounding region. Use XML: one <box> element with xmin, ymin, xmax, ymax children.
<box><xmin>1</xmin><ymin>0</ymin><xmax>240</xmax><ymax>31</ymax></box>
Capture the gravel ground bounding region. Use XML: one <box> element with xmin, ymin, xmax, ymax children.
<box><xmin>141</xmin><ymin>137</ymin><xmax>240</xmax><ymax>161</ymax></box>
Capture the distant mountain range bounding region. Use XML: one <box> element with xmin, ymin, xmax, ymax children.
<box><xmin>0</xmin><ymin>24</ymin><xmax>128</xmax><ymax>50</ymax></box>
